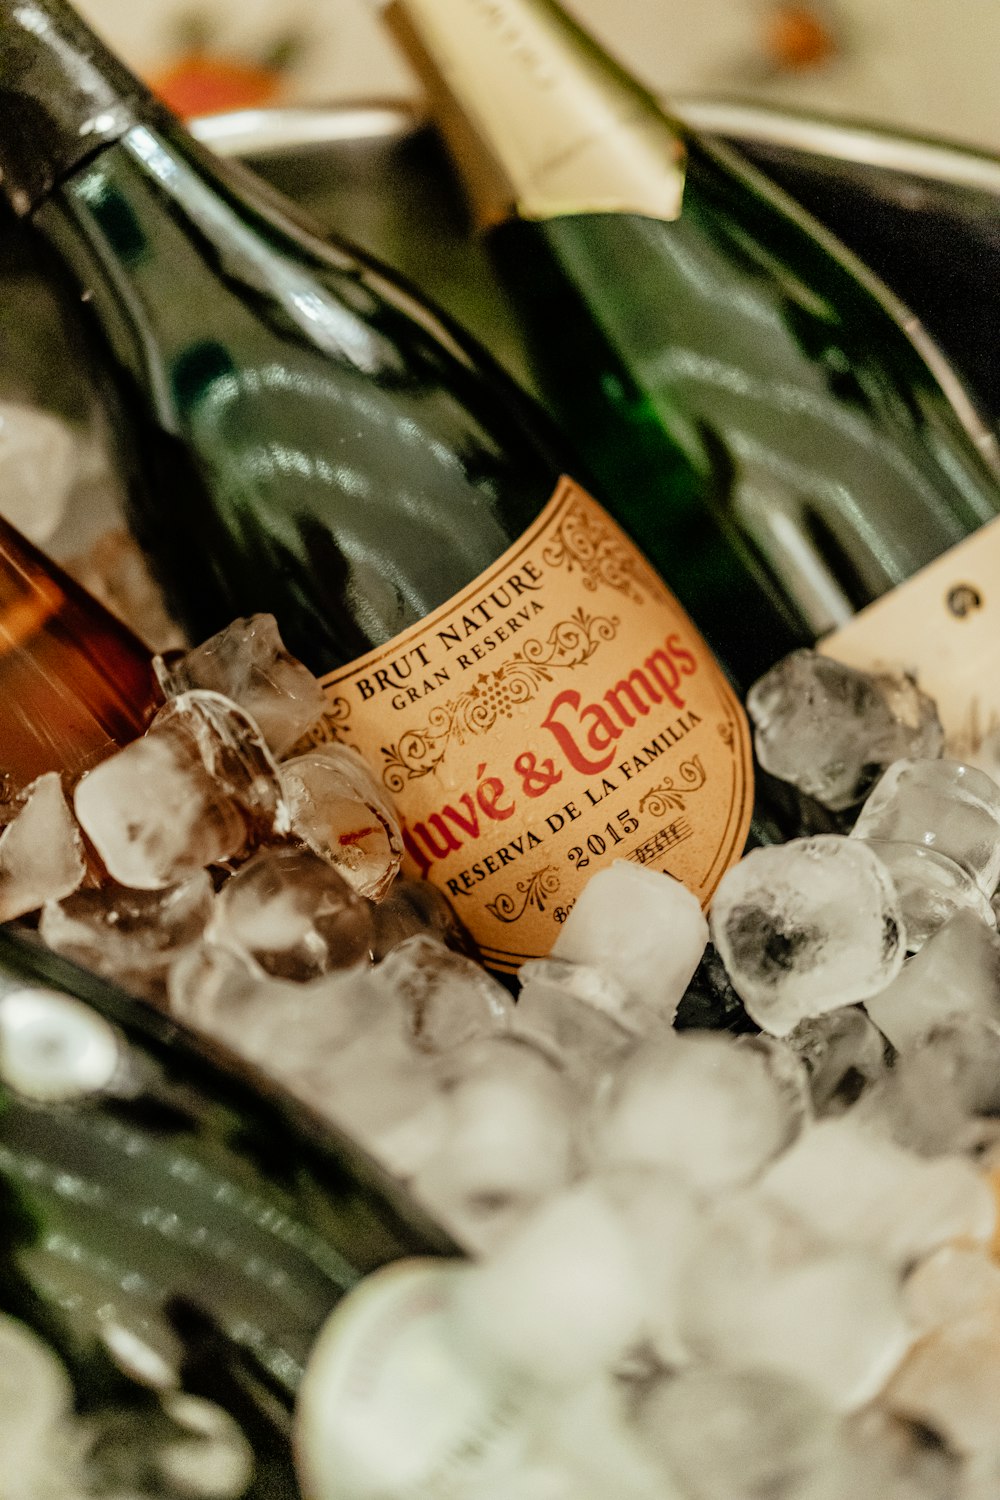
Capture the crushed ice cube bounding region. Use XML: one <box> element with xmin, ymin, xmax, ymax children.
<box><xmin>226</xmin><ymin>954</ymin><xmax>491</xmax><ymax>1176</ymax></box>
<box><xmin>371</xmin><ymin>876</ymin><xmax>471</xmax><ymax>960</ymax></box>
<box><xmin>786</xmin><ymin>1007</ymin><xmax>887</xmax><ymax>1115</ymax></box>
<box><xmin>550</xmin><ymin>861</ymin><xmax>707</xmax><ymax>1021</ymax></box>
<box><xmin>912</xmin><ymin>1016</ymin><xmax>1000</xmax><ymax>1121</ymax></box>
<box><xmin>597</xmin><ymin>1165</ymin><xmax>704</xmax><ymax>1367</ymax></box>
<box><xmin>759</xmin><ymin>1117</ymin><xmax>995</xmax><ymax>1268</ymax></box>
<box><xmin>590</xmin><ymin>1032</ymin><xmax>802</xmax><ymax>1194</ymax></box>
<box><xmin>171</xmin><ymin>947</ymin><xmax>452</xmax><ymax>1179</ymax></box>
<box><xmin>0</xmin><ymin>771</ymin><xmax>85</xmax><ymax>920</ymax></box>
<box><xmin>169</xmin><ymin>942</ymin><xmax>372</xmax><ymax>1081</ymax></box>
<box><xmin>174</xmin><ymin>939</ymin><xmax>514</xmax><ymax>1188</ymax></box>
<box><xmin>874</xmin><ymin>1017</ymin><xmax>1000</xmax><ymax>1162</ymax></box>
<box><xmin>40</xmin><ymin>873</ymin><xmax>214</xmax><ymax>1002</ymax></box>
<box><xmin>375</xmin><ymin>934</ymin><xmax>511</xmax><ymax>1054</ymax></box>
<box><xmin>530</xmin><ymin>1378</ymin><xmax>669</xmax><ymax>1500</ymax></box>
<box><xmin>409</xmin><ymin>1036</ymin><xmax>579</xmax><ymax>1253</ymax></box>
<box><xmin>865</xmin><ymin>909</ymin><xmax>1000</xmax><ymax>1050</ymax></box>
<box><xmin>158</xmin><ymin>613</ymin><xmax>326</xmax><ymax>757</ymax></box>
<box><xmin>679</xmin><ymin>1192</ymin><xmax>912</xmax><ymax>1409</ymax></box>
<box><xmin>858</xmin><ymin>839</ymin><xmax>995</xmax><ymax>950</ymax></box>
<box><xmin>710</xmin><ymin>836</ymin><xmax>906</xmax><ymax>1035</ymax></box>
<box><xmin>322</xmin><ymin>1049</ymin><xmax>444</xmax><ymax>1198</ymax></box>
<box><xmin>208</xmin><ymin>846</ymin><xmax>374</xmax><ymax>981</ymax></box>
<box><xmin>520</xmin><ymin>957</ymin><xmax>631</xmax><ymax>1024</ymax></box>
<box><xmin>852</xmin><ymin>758</ymin><xmax>1000</xmax><ymax>897</ymax></box>
<box><xmin>635</xmin><ymin>1366</ymin><xmax>838</xmax><ymax>1500</ymax></box>
<box><xmin>747</xmin><ymin>650</ymin><xmax>942</xmax><ymax>812</ymax></box>
<box><xmin>74</xmin><ymin>690</ymin><xmax>289</xmax><ymax>888</ymax></box>
<box><xmin>448</xmin><ymin>1183</ymin><xmax>646</xmax><ymax>1389</ymax></box>
<box><xmin>735</xmin><ymin>1033</ymin><xmax>814</xmax><ymax>1133</ymax></box>
<box><xmin>279</xmin><ymin>745</ymin><xmax>402</xmax><ymax>899</ymax></box>
<box><xmin>515</xmin><ymin>958</ymin><xmax>661</xmax><ymax>1087</ymax></box>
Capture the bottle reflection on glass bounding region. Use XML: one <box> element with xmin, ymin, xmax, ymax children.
<box><xmin>0</xmin><ymin>0</ymin><xmax>573</xmax><ymax>675</ymax></box>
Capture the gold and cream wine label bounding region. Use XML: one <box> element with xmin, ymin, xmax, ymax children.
<box><xmin>307</xmin><ymin>478</ymin><xmax>753</xmax><ymax>973</ymax></box>
<box><xmin>821</xmin><ymin>515</ymin><xmax>1000</xmax><ymax>757</ymax></box>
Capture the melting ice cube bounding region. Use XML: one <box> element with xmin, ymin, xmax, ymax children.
<box><xmin>74</xmin><ymin>691</ymin><xmax>288</xmax><ymax>888</ymax></box>
<box><xmin>551</xmin><ymin>861</ymin><xmax>707</xmax><ymax>1021</ymax></box>
<box><xmin>158</xmin><ymin>613</ymin><xmax>326</xmax><ymax>757</ymax></box>
<box><xmin>208</xmin><ymin>846</ymin><xmax>374</xmax><ymax>981</ymax></box>
<box><xmin>710</xmin><ymin>836</ymin><xmax>906</xmax><ymax>1035</ymax></box>
<box><xmin>748</xmin><ymin>650</ymin><xmax>942</xmax><ymax>813</ymax></box>
<box><xmin>0</xmin><ymin>772</ymin><xmax>85</xmax><ymax>920</ymax></box>
<box><xmin>280</xmin><ymin>744</ymin><xmax>402</xmax><ymax>900</ymax></box>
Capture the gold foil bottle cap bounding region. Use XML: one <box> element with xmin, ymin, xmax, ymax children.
<box><xmin>385</xmin><ymin>0</ymin><xmax>687</xmax><ymax>226</ymax></box>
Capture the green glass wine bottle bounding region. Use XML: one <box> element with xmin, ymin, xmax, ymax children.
<box><xmin>0</xmin><ymin>0</ymin><xmax>768</xmax><ymax>972</ymax></box>
<box><xmin>0</xmin><ymin>923</ymin><xmax>454</xmax><ymax>1496</ymax></box>
<box><xmin>379</xmin><ymin>0</ymin><xmax>1000</xmax><ymax>651</ymax></box>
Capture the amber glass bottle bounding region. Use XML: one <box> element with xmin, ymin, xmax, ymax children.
<box><xmin>0</xmin><ymin>516</ymin><xmax>160</xmax><ymax>796</ymax></box>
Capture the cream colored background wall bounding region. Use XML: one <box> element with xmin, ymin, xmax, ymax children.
<box><xmin>78</xmin><ymin>0</ymin><xmax>1000</xmax><ymax>151</ymax></box>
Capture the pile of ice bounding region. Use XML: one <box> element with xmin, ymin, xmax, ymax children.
<box><xmin>286</xmin><ymin>651</ymin><xmax>1000</xmax><ymax>1500</ymax></box>
<box><xmin>287</xmin><ymin>847</ymin><xmax>1000</xmax><ymax>1499</ymax></box>
<box><xmin>10</xmin><ymin>619</ymin><xmax>1000</xmax><ymax>1498</ymax></box>
<box><xmin>0</xmin><ymin>613</ymin><xmax>449</xmax><ymax>996</ymax></box>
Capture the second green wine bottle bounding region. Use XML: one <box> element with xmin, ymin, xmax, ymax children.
<box><xmin>381</xmin><ymin>0</ymin><xmax>1000</xmax><ymax>655</ymax></box>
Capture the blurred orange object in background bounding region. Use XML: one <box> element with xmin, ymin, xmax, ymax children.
<box><xmin>762</xmin><ymin>4</ymin><xmax>839</xmax><ymax>73</ymax></box>
<box><xmin>150</xmin><ymin>52</ymin><xmax>286</xmax><ymax>115</ymax></box>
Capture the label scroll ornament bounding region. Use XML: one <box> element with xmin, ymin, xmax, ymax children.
<box><xmin>638</xmin><ymin>755</ymin><xmax>707</xmax><ymax>817</ymax></box>
<box><xmin>542</xmin><ymin>494</ymin><xmax>652</xmax><ymax>604</ymax></box>
<box><xmin>485</xmin><ymin>865</ymin><xmax>561</xmax><ymax>924</ymax></box>
<box><xmin>297</xmin><ymin>693</ymin><xmax>353</xmax><ymax>751</ymax></box>
<box><xmin>381</xmin><ymin>609</ymin><xmax>618</xmax><ymax>792</ymax></box>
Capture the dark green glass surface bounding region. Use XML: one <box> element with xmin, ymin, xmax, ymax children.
<box><xmin>371</xmin><ymin>0</ymin><xmax>1000</xmax><ymax>693</ymax></box>
<box><xmin>0</xmin><ymin>927</ymin><xmax>454</xmax><ymax>1493</ymax></box>
<box><xmin>30</xmin><ymin>112</ymin><xmax>809</xmax><ymax>692</ymax></box>
<box><xmin>31</xmin><ymin>120</ymin><xmax>566</xmax><ymax>672</ymax></box>
<box><xmin>0</xmin><ymin>0</ymin><xmax>811</xmax><ymax>697</ymax></box>
<box><xmin>487</xmin><ymin>127</ymin><xmax>1000</xmax><ymax>671</ymax></box>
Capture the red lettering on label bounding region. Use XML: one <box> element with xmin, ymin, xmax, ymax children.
<box><xmin>541</xmin><ymin>630</ymin><xmax>699</xmax><ymax>775</ymax></box>
<box><xmin>399</xmin><ymin>763</ymin><xmax>517</xmax><ymax>877</ymax></box>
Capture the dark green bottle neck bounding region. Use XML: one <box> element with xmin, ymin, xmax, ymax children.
<box><xmin>0</xmin><ymin>0</ymin><xmax>171</xmax><ymax>216</ymax></box>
